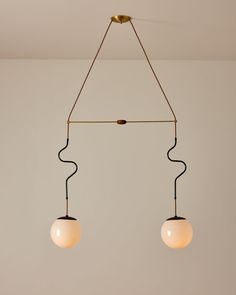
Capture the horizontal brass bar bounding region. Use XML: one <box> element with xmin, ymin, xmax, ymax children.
<box><xmin>69</xmin><ymin>120</ymin><xmax>175</xmax><ymax>124</ymax></box>
<box><xmin>123</xmin><ymin>120</ymin><xmax>175</xmax><ymax>123</ymax></box>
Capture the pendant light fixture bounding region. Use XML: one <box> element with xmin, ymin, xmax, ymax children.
<box><xmin>50</xmin><ymin>140</ymin><xmax>82</xmax><ymax>248</ymax></box>
<box><xmin>50</xmin><ymin>15</ymin><xmax>193</xmax><ymax>249</ymax></box>
<box><xmin>161</xmin><ymin>138</ymin><xmax>193</xmax><ymax>248</ymax></box>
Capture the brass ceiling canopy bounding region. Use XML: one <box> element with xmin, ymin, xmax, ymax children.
<box><xmin>111</xmin><ymin>15</ymin><xmax>131</xmax><ymax>24</ymax></box>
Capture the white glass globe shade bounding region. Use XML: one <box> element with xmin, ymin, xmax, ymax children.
<box><xmin>161</xmin><ymin>218</ymin><xmax>193</xmax><ymax>249</ymax></box>
<box><xmin>50</xmin><ymin>217</ymin><xmax>81</xmax><ymax>248</ymax></box>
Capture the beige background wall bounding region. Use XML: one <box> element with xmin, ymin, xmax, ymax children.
<box><xmin>0</xmin><ymin>60</ymin><xmax>235</xmax><ymax>294</ymax></box>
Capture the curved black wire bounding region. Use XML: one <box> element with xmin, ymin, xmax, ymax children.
<box><xmin>58</xmin><ymin>138</ymin><xmax>78</xmax><ymax>216</ymax></box>
<box><xmin>167</xmin><ymin>137</ymin><xmax>187</xmax><ymax>216</ymax></box>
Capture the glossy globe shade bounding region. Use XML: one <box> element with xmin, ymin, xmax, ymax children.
<box><xmin>161</xmin><ymin>217</ymin><xmax>193</xmax><ymax>249</ymax></box>
<box><xmin>50</xmin><ymin>217</ymin><xmax>81</xmax><ymax>248</ymax></box>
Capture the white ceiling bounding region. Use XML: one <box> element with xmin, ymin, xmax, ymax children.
<box><xmin>0</xmin><ymin>0</ymin><xmax>236</xmax><ymax>59</ymax></box>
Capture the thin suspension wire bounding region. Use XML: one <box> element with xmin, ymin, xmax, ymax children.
<box><xmin>58</xmin><ymin>138</ymin><xmax>78</xmax><ymax>216</ymax></box>
<box><xmin>129</xmin><ymin>20</ymin><xmax>177</xmax><ymax>137</ymax></box>
<box><xmin>167</xmin><ymin>137</ymin><xmax>187</xmax><ymax>216</ymax></box>
<box><xmin>67</xmin><ymin>20</ymin><xmax>113</xmax><ymax>139</ymax></box>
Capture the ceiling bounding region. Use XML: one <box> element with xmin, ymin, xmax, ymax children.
<box><xmin>0</xmin><ymin>0</ymin><xmax>236</xmax><ymax>59</ymax></box>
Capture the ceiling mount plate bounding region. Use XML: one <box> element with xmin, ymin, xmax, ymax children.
<box><xmin>111</xmin><ymin>15</ymin><xmax>131</xmax><ymax>24</ymax></box>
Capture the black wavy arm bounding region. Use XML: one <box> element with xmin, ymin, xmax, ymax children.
<box><xmin>167</xmin><ymin>137</ymin><xmax>187</xmax><ymax>216</ymax></box>
<box><xmin>58</xmin><ymin>138</ymin><xmax>78</xmax><ymax>216</ymax></box>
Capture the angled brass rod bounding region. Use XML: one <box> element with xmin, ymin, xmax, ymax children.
<box><xmin>67</xmin><ymin>19</ymin><xmax>113</xmax><ymax>138</ymax></box>
<box><xmin>129</xmin><ymin>20</ymin><xmax>177</xmax><ymax>137</ymax></box>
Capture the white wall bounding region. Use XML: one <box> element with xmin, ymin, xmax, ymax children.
<box><xmin>0</xmin><ymin>60</ymin><xmax>235</xmax><ymax>295</ymax></box>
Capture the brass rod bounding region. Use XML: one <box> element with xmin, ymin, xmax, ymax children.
<box><xmin>67</xmin><ymin>19</ymin><xmax>113</xmax><ymax>138</ymax></box>
<box><xmin>69</xmin><ymin>120</ymin><xmax>175</xmax><ymax>124</ymax></box>
<box><xmin>129</xmin><ymin>20</ymin><xmax>177</xmax><ymax>121</ymax></box>
<box><xmin>124</xmin><ymin>120</ymin><xmax>175</xmax><ymax>123</ymax></box>
<box><xmin>70</xmin><ymin>121</ymin><xmax>116</xmax><ymax>124</ymax></box>
<box><xmin>129</xmin><ymin>20</ymin><xmax>177</xmax><ymax>137</ymax></box>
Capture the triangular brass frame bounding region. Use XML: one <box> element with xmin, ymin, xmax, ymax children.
<box><xmin>66</xmin><ymin>16</ymin><xmax>177</xmax><ymax>139</ymax></box>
